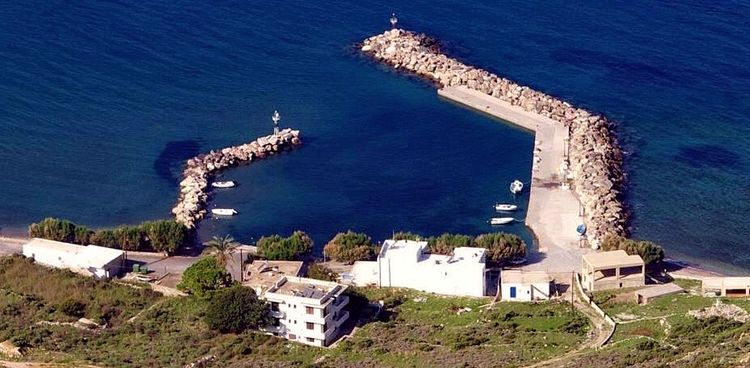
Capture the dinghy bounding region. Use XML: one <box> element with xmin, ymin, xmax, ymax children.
<box><xmin>212</xmin><ymin>181</ymin><xmax>236</xmax><ymax>188</ymax></box>
<box><xmin>510</xmin><ymin>180</ymin><xmax>524</xmax><ymax>194</ymax></box>
<box><xmin>212</xmin><ymin>208</ymin><xmax>237</xmax><ymax>216</ymax></box>
<box><xmin>488</xmin><ymin>217</ymin><xmax>515</xmax><ymax>225</ymax></box>
<box><xmin>494</xmin><ymin>203</ymin><xmax>518</xmax><ymax>212</ymax></box>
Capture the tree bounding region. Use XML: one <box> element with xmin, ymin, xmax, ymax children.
<box><xmin>177</xmin><ymin>257</ymin><xmax>233</xmax><ymax>297</ymax></box>
<box><xmin>306</xmin><ymin>262</ymin><xmax>338</xmax><ymax>282</ymax></box>
<box><xmin>323</xmin><ymin>231</ymin><xmax>378</xmax><ymax>264</ymax></box>
<box><xmin>28</xmin><ymin>218</ymin><xmax>76</xmax><ymax>243</ymax></box>
<box><xmin>427</xmin><ymin>233</ymin><xmax>474</xmax><ymax>255</ymax></box>
<box><xmin>600</xmin><ymin>234</ymin><xmax>664</xmax><ymax>265</ymax></box>
<box><xmin>113</xmin><ymin>226</ymin><xmax>146</xmax><ymax>251</ymax></box>
<box><xmin>143</xmin><ymin>220</ymin><xmax>189</xmax><ymax>255</ymax></box>
<box><xmin>392</xmin><ymin>231</ymin><xmax>423</xmax><ymax>241</ymax></box>
<box><xmin>256</xmin><ymin>231</ymin><xmax>313</xmax><ymax>260</ymax></box>
<box><xmin>92</xmin><ymin>229</ymin><xmax>119</xmax><ymax>249</ymax></box>
<box><xmin>205</xmin><ymin>235</ymin><xmax>240</xmax><ymax>266</ymax></box>
<box><xmin>204</xmin><ymin>285</ymin><xmax>269</xmax><ymax>333</ymax></box>
<box><xmin>473</xmin><ymin>232</ymin><xmax>526</xmax><ymax>264</ymax></box>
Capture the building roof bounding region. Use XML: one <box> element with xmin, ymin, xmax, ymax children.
<box><xmin>635</xmin><ymin>283</ymin><xmax>684</xmax><ymax>298</ymax></box>
<box><xmin>379</xmin><ymin>239</ymin><xmax>427</xmax><ymax>259</ymax></box>
<box><xmin>243</xmin><ymin>260</ymin><xmax>303</xmax><ymax>293</ymax></box>
<box><xmin>452</xmin><ymin>247</ymin><xmax>487</xmax><ymax>262</ymax></box>
<box><xmin>502</xmin><ymin>270</ymin><xmax>552</xmax><ymax>284</ymax></box>
<box><xmin>583</xmin><ymin>250</ymin><xmax>644</xmax><ymax>269</ymax></box>
<box><xmin>267</xmin><ymin>276</ymin><xmax>346</xmax><ymax>301</ymax></box>
<box><xmin>24</xmin><ymin>238</ymin><xmax>123</xmax><ymax>268</ymax></box>
<box><xmin>703</xmin><ymin>277</ymin><xmax>750</xmax><ymax>289</ymax></box>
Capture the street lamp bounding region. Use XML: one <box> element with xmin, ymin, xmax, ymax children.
<box><xmin>390</xmin><ymin>13</ymin><xmax>398</xmax><ymax>28</ymax></box>
<box><xmin>272</xmin><ymin>110</ymin><xmax>281</xmax><ymax>135</ymax></box>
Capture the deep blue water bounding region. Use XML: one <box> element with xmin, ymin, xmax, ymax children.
<box><xmin>1</xmin><ymin>1</ymin><xmax>749</xmax><ymax>272</ymax></box>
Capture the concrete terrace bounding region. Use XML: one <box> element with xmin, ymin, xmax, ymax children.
<box><xmin>438</xmin><ymin>85</ymin><xmax>591</xmax><ymax>273</ymax></box>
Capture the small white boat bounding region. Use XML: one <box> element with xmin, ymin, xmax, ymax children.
<box><xmin>510</xmin><ymin>180</ymin><xmax>524</xmax><ymax>194</ymax></box>
<box><xmin>212</xmin><ymin>181</ymin><xmax>236</xmax><ymax>188</ymax></box>
<box><xmin>212</xmin><ymin>208</ymin><xmax>237</xmax><ymax>216</ymax></box>
<box><xmin>494</xmin><ymin>203</ymin><xmax>518</xmax><ymax>212</ymax></box>
<box><xmin>489</xmin><ymin>217</ymin><xmax>515</xmax><ymax>225</ymax></box>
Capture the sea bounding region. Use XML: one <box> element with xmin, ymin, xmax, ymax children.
<box><xmin>1</xmin><ymin>1</ymin><xmax>748</xmax><ymax>273</ymax></box>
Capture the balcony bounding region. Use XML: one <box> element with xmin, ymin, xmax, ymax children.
<box><xmin>332</xmin><ymin>295</ymin><xmax>349</xmax><ymax>310</ymax></box>
<box><xmin>263</xmin><ymin>324</ymin><xmax>286</xmax><ymax>335</ymax></box>
<box><xmin>269</xmin><ymin>310</ymin><xmax>285</xmax><ymax>319</ymax></box>
<box><xmin>333</xmin><ymin>310</ymin><xmax>350</xmax><ymax>327</ymax></box>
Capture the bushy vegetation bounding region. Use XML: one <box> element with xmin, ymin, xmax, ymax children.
<box><xmin>392</xmin><ymin>231</ymin><xmax>423</xmax><ymax>241</ymax></box>
<box><xmin>601</xmin><ymin>234</ymin><xmax>665</xmax><ymax>265</ymax></box>
<box><xmin>204</xmin><ymin>234</ymin><xmax>240</xmax><ymax>266</ymax></box>
<box><xmin>428</xmin><ymin>233</ymin><xmax>474</xmax><ymax>255</ymax></box>
<box><xmin>306</xmin><ymin>262</ymin><xmax>338</xmax><ymax>282</ymax></box>
<box><xmin>204</xmin><ymin>285</ymin><xmax>269</xmax><ymax>333</ymax></box>
<box><xmin>256</xmin><ymin>231</ymin><xmax>313</xmax><ymax>260</ymax></box>
<box><xmin>28</xmin><ymin>217</ymin><xmax>189</xmax><ymax>254</ymax></box>
<box><xmin>177</xmin><ymin>257</ymin><xmax>233</xmax><ymax>297</ymax></box>
<box><xmin>405</xmin><ymin>231</ymin><xmax>527</xmax><ymax>265</ymax></box>
<box><xmin>323</xmin><ymin>231</ymin><xmax>378</xmax><ymax>263</ymax></box>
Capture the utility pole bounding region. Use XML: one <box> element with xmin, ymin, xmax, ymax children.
<box><xmin>570</xmin><ymin>272</ymin><xmax>575</xmax><ymax>314</ymax></box>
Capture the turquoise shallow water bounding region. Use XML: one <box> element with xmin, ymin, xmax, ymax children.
<box><xmin>1</xmin><ymin>1</ymin><xmax>749</xmax><ymax>272</ymax></box>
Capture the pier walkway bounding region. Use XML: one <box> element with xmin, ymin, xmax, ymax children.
<box><xmin>438</xmin><ymin>86</ymin><xmax>590</xmax><ymax>273</ymax></box>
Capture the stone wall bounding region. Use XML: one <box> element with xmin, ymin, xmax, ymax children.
<box><xmin>172</xmin><ymin>128</ymin><xmax>302</xmax><ymax>228</ymax></box>
<box><xmin>361</xmin><ymin>29</ymin><xmax>626</xmax><ymax>247</ymax></box>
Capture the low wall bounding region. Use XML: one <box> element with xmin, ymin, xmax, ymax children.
<box><xmin>362</xmin><ymin>29</ymin><xmax>627</xmax><ymax>248</ymax></box>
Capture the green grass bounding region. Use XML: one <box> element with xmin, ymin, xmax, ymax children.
<box><xmin>0</xmin><ymin>259</ymin><xmax>590</xmax><ymax>368</ymax></box>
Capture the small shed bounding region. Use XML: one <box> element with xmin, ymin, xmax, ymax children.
<box><xmin>634</xmin><ymin>283</ymin><xmax>684</xmax><ymax>304</ymax></box>
<box><xmin>501</xmin><ymin>270</ymin><xmax>553</xmax><ymax>302</ymax></box>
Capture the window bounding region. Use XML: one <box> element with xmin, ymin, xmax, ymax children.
<box><xmin>305</xmin><ymin>306</ymin><xmax>314</xmax><ymax>315</ymax></box>
<box><xmin>306</xmin><ymin>337</ymin><xmax>315</xmax><ymax>343</ymax></box>
<box><xmin>306</xmin><ymin>322</ymin><xmax>314</xmax><ymax>330</ymax></box>
<box><xmin>271</xmin><ymin>302</ymin><xmax>280</xmax><ymax>312</ymax></box>
<box><xmin>289</xmin><ymin>334</ymin><xmax>296</xmax><ymax>340</ymax></box>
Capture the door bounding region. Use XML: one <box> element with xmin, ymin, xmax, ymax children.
<box><xmin>510</xmin><ymin>286</ymin><xmax>517</xmax><ymax>298</ymax></box>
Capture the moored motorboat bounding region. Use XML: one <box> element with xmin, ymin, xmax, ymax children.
<box><xmin>488</xmin><ymin>217</ymin><xmax>515</xmax><ymax>225</ymax></box>
<box><xmin>212</xmin><ymin>181</ymin><xmax>236</xmax><ymax>188</ymax></box>
<box><xmin>212</xmin><ymin>208</ymin><xmax>237</xmax><ymax>216</ymax></box>
<box><xmin>510</xmin><ymin>180</ymin><xmax>524</xmax><ymax>194</ymax></box>
<box><xmin>494</xmin><ymin>203</ymin><xmax>518</xmax><ymax>212</ymax></box>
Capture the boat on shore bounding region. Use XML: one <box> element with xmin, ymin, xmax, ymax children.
<box><xmin>488</xmin><ymin>217</ymin><xmax>515</xmax><ymax>225</ymax></box>
<box><xmin>212</xmin><ymin>208</ymin><xmax>237</xmax><ymax>216</ymax></box>
<box><xmin>212</xmin><ymin>181</ymin><xmax>236</xmax><ymax>188</ymax></box>
<box><xmin>510</xmin><ymin>180</ymin><xmax>524</xmax><ymax>194</ymax></box>
<box><xmin>494</xmin><ymin>203</ymin><xmax>518</xmax><ymax>212</ymax></box>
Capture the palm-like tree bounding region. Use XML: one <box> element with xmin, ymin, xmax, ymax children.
<box><xmin>205</xmin><ymin>234</ymin><xmax>240</xmax><ymax>267</ymax></box>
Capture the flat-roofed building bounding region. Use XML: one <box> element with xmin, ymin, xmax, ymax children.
<box><xmin>243</xmin><ymin>261</ymin><xmax>349</xmax><ymax>347</ymax></box>
<box><xmin>581</xmin><ymin>250</ymin><xmax>644</xmax><ymax>292</ymax></box>
<box><xmin>702</xmin><ymin>277</ymin><xmax>750</xmax><ymax>297</ymax></box>
<box><xmin>22</xmin><ymin>238</ymin><xmax>124</xmax><ymax>279</ymax></box>
<box><xmin>262</xmin><ymin>276</ymin><xmax>349</xmax><ymax>347</ymax></box>
<box><xmin>360</xmin><ymin>239</ymin><xmax>487</xmax><ymax>297</ymax></box>
<box><xmin>501</xmin><ymin>270</ymin><xmax>553</xmax><ymax>302</ymax></box>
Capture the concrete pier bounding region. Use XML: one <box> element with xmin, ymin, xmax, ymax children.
<box><xmin>439</xmin><ymin>86</ymin><xmax>590</xmax><ymax>272</ymax></box>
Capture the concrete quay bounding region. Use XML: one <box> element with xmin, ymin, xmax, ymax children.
<box><xmin>439</xmin><ymin>86</ymin><xmax>590</xmax><ymax>272</ymax></box>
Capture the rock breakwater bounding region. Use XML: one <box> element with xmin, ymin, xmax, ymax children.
<box><xmin>361</xmin><ymin>29</ymin><xmax>626</xmax><ymax>248</ymax></box>
<box><xmin>172</xmin><ymin>129</ymin><xmax>302</xmax><ymax>229</ymax></box>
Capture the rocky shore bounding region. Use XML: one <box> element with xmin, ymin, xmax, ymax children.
<box><xmin>361</xmin><ymin>29</ymin><xmax>626</xmax><ymax>248</ymax></box>
<box><xmin>172</xmin><ymin>129</ymin><xmax>302</xmax><ymax>229</ymax></box>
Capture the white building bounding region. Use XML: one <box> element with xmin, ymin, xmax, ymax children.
<box><xmin>500</xmin><ymin>270</ymin><xmax>553</xmax><ymax>302</ymax></box>
<box><xmin>352</xmin><ymin>239</ymin><xmax>487</xmax><ymax>297</ymax></box>
<box><xmin>22</xmin><ymin>238</ymin><xmax>124</xmax><ymax>279</ymax></box>
<box><xmin>243</xmin><ymin>261</ymin><xmax>350</xmax><ymax>348</ymax></box>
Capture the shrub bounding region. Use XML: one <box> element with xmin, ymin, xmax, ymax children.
<box><xmin>392</xmin><ymin>231</ymin><xmax>423</xmax><ymax>241</ymax></box>
<box><xmin>177</xmin><ymin>257</ymin><xmax>233</xmax><ymax>297</ymax></box>
<box><xmin>58</xmin><ymin>299</ymin><xmax>86</xmax><ymax>318</ymax></box>
<box><xmin>256</xmin><ymin>231</ymin><xmax>313</xmax><ymax>260</ymax></box>
<box><xmin>306</xmin><ymin>262</ymin><xmax>338</xmax><ymax>282</ymax></box>
<box><xmin>204</xmin><ymin>285</ymin><xmax>269</xmax><ymax>333</ymax></box>
<box><xmin>427</xmin><ymin>233</ymin><xmax>473</xmax><ymax>255</ymax></box>
<box><xmin>473</xmin><ymin>232</ymin><xmax>526</xmax><ymax>264</ymax></box>
<box><xmin>601</xmin><ymin>235</ymin><xmax>664</xmax><ymax>265</ymax></box>
<box><xmin>29</xmin><ymin>217</ymin><xmax>189</xmax><ymax>254</ymax></box>
<box><xmin>142</xmin><ymin>220</ymin><xmax>189</xmax><ymax>255</ymax></box>
<box><xmin>28</xmin><ymin>217</ymin><xmax>76</xmax><ymax>243</ymax></box>
<box><xmin>323</xmin><ymin>231</ymin><xmax>378</xmax><ymax>263</ymax></box>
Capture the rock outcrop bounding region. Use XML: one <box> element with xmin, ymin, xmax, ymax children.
<box><xmin>361</xmin><ymin>29</ymin><xmax>627</xmax><ymax>247</ymax></box>
<box><xmin>172</xmin><ymin>129</ymin><xmax>302</xmax><ymax>229</ymax></box>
